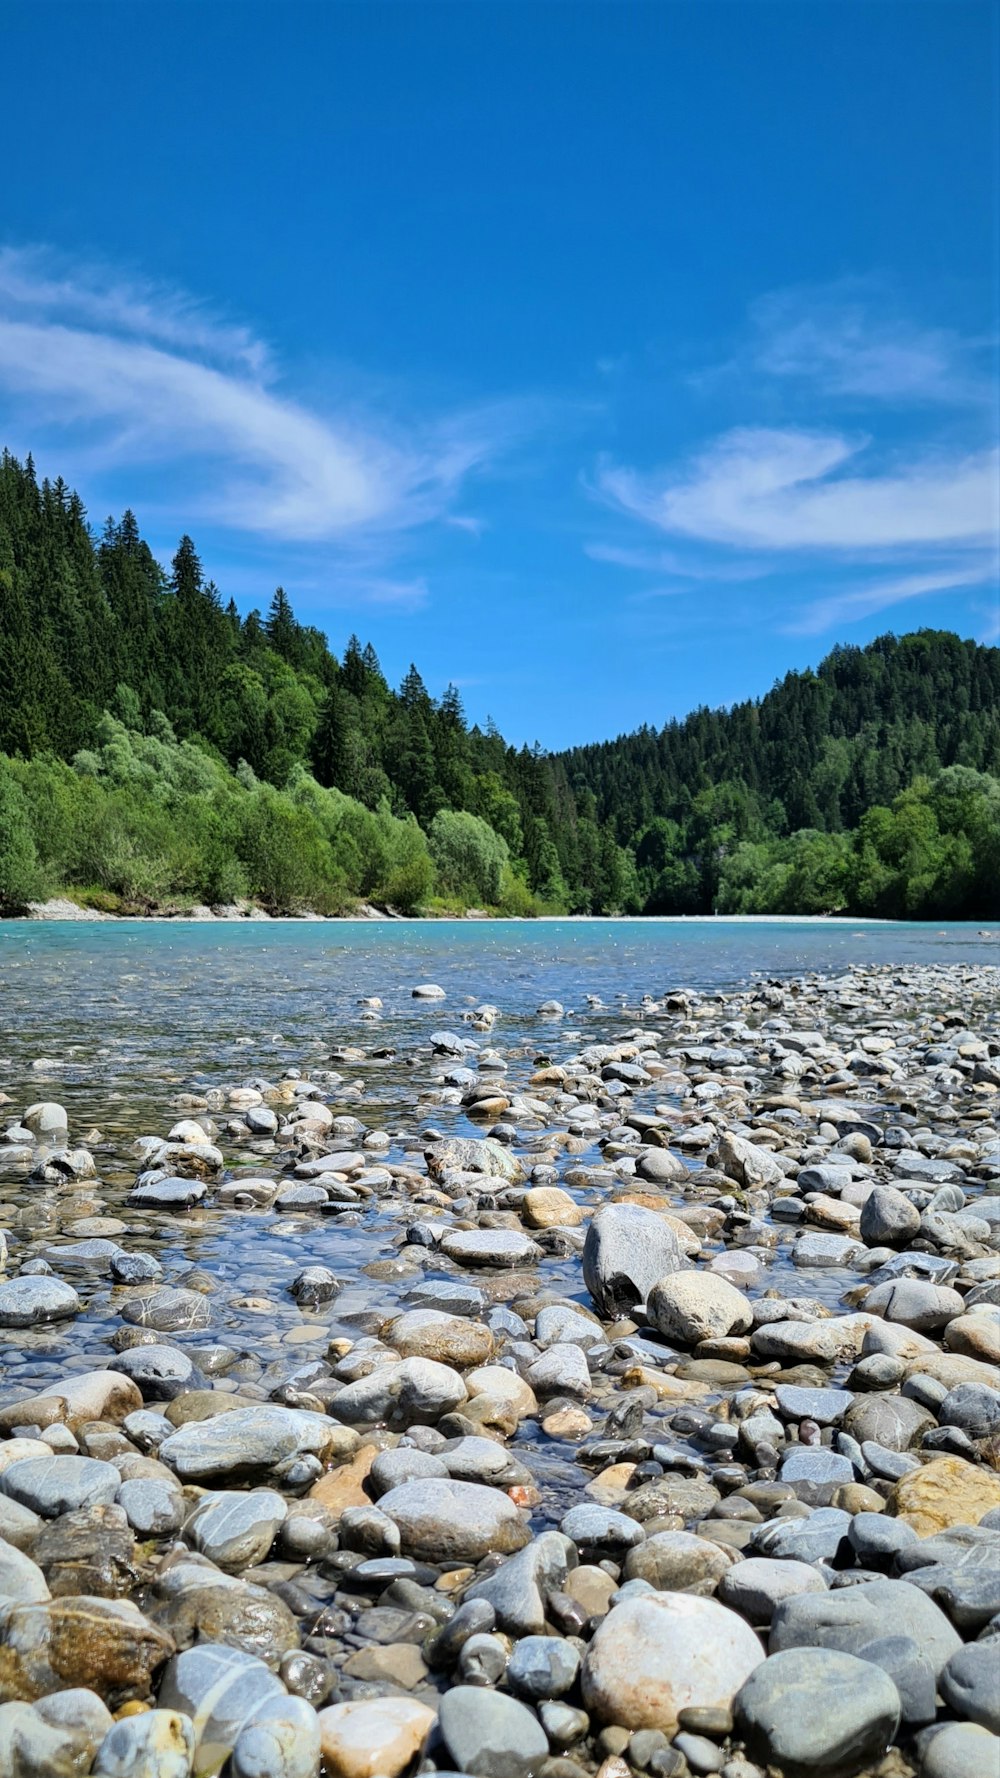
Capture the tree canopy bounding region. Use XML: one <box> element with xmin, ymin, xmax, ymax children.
<box><xmin>1</xmin><ymin>449</ymin><xmax>997</xmax><ymax>918</ymax></box>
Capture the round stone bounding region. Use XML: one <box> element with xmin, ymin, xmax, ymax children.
<box><xmin>438</xmin><ymin>1685</ymin><xmax>549</xmax><ymax>1778</ymax></box>
<box><xmin>647</xmin><ymin>1271</ymin><xmax>752</xmax><ymax>1345</ymax></box>
<box><xmin>376</xmin><ymin>1478</ymin><xmax>531</xmax><ymax>1562</ymax></box>
<box><xmin>92</xmin><ymin>1710</ymin><xmax>195</xmax><ymax>1777</ymax></box>
<box><xmin>582</xmin><ymin>1592</ymin><xmax>764</xmax><ymax>1733</ymax></box>
<box><xmin>158</xmin><ymin>1643</ymin><xmax>286</xmax><ymax>1758</ymax></box>
<box><xmin>734</xmin><ymin>1647</ymin><xmax>900</xmax><ymax>1774</ymax></box>
<box><xmin>231</xmin><ymin>1695</ymin><xmax>323</xmax><ymax>1778</ymax></box>
<box><xmin>317</xmin><ymin>1697</ymin><xmax>436</xmax><ymax>1778</ymax></box>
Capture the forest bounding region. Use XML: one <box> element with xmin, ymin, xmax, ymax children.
<box><xmin>1</xmin><ymin>449</ymin><xmax>998</xmax><ymax>919</ymax></box>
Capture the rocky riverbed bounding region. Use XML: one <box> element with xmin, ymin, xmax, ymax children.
<box><xmin>0</xmin><ymin>959</ymin><xmax>998</xmax><ymax>1778</ymax></box>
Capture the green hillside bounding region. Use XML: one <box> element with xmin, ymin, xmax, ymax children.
<box><xmin>1</xmin><ymin>449</ymin><xmax>998</xmax><ymax>918</ymax></box>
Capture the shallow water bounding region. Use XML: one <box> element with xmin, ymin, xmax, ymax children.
<box><xmin>0</xmin><ymin>918</ymin><xmax>996</xmax><ymax>1516</ymax></box>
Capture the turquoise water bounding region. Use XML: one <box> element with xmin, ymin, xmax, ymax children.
<box><xmin>0</xmin><ymin>915</ymin><xmax>995</xmax><ymax>1131</ymax></box>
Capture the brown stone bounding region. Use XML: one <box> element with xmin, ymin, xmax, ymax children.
<box><xmin>34</xmin><ymin>1504</ymin><xmax>140</xmax><ymax>1599</ymax></box>
<box><xmin>0</xmin><ymin>1372</ymin><xmax>142</xmax><ymax>1434</ymax></box>
<box><xmin>564</xmin><ymin>1564</ymin><xmax>617</xmax><ymax>1618</ymax></box>
<box><xmin>342</xmin><ymin>1642</ymin><xmax>429</xmax><ymax>1689</ymax></box>
<box><xmin>308</xmin><ymin>1446</ymin><xmax>377</xmax><ymax>1519</ymax></box>
<box><xmin>164</xmin><ymin>1391</ymin><xmax>262</xmax><ymax>1427</ymax></box>
<box><xmin>0</xmin><ymin>1596</ymin><xmax>174</xmax><ymax>1706</ymax></box>
<box><xmin>889</xmin><ymin>1455</ymin><xmax>1000</xmax><ymax>1535</ymax></box>
<box><xmin>384</xmin><ymin>1312</ymin><xmax>494</xmax><ymax>1368</ymax></box>
<box><xmin>522</xmin><ymin>1188</ymin><xmax>585</xmax><ymax>1229</ymax></box>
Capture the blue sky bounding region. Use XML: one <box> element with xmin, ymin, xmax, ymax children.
<box><xmin>2</xmin><ymin>1</ymin><xmax>997</xmax><ymax>748</ymax></box>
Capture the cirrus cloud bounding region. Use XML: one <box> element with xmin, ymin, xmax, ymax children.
<box><xmin>597</xmin><ymin>428</ymin><xmax>998</xmax><ymax>553</ymax></box>
<box><xmin>0</xmin><ymin>244</ymin><xmax>510</xmax><ymax>545</ymax></box>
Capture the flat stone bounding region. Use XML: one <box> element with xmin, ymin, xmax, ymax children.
<box><xmin>440</xmin><ymin>1229</ymin><xmax>542</xmax><ymax>1268</ymax></box>
<box><xmin>0</xmin><ymin>1456</ymin><xmax>121</xmax><ymax>1518</ymax></box>
<box><xmin>774</xmin><ymin>1385</ymin><xmax>854</xmax><ymax>1426</ymax></box>
<box><xmin>769</xmin><ymin>1576</ymin><xmax>961</xmax><ymax>1678</ymax></box>
<box><xmin>385</xmin><ymin>1310</ymin><xmax>494</xmax><ymax>1368</ymax></box>
<box><xmin>792</xmin><ymin>1232</ymin><xmax>863</xmax><ymax>1267</ymax></box>
<box><xmin>779</xmin><ymin>1448</ymin><xmax>855</xmax><ymax>1506</ymax></box>
<box><xmin>560</xmin><ymin>1505</ymin><xmax>645</xmax><ymax>1557</ymax></box>
<box><xmin>111</xmin><ymin>1345</ymin><xmax>204</xmax><ymax>1402</ymax></box>
<box><xmin>159</xmin><ymin>1406</ymin><xmax>354</xmax><ymax>1483</ymax></box>
<box><xmin>128</xmin><ymin>1175</ymin><xmax>207</xmax><ymax>1208</ymax></box>
<box><xmin>718</xmin><ymin>1557</ymin><xmax>827</xmax><ymax>1625</ymax></box>
<box><xmin>120</xmin><ymin>1288</ymin><xmax>212</xmax><ymax>1333</ymax></box>
<box><xmin>0</xmin><ymin>1277</ymin><xmax>80</xmax><ymax>1327</ymax></box>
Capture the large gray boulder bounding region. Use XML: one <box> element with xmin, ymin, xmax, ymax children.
<box><xmin>583</xmin><ymin>1204</ymin><xmax>684</xmax><ymax>1316</ymax></box>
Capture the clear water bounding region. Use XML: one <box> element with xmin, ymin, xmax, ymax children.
<box><xmin>0</xmin><ymin>917</ymin><xmax>995</xmax><ymax>1494</ymax></box>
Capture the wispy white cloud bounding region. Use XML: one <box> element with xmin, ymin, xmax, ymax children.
<box><xmin>0</xmin><ymin>245</ymin><xmax>271</xmax><ymax>376</ymax></box>
<box><xmin>593</xmin><ymin>282</ymin><xmax>1000</xmax><ymax>640</ymax></box>
<box><xmin>703</xmin><ymin>278</ymin><xmax>996</xmax><ymax>408</ymax></box>
<box><xmin>598</xmin><ymin>429</ymin><xmax>998</xmax><ymax>553</ymax></box>
<box><xmin>585</xmin><ymin>540</ymin><xmax>768</xmax><ymax>581</ymax></box>
<box><xmin>782</xmin><ymin>561</ymin><xmax>999</xmax><ymax>636</ymax></box>
<box><xmin>0</xmin><ymin>245</ymin><xmax>510</xmax><ymax>546</ymax></box>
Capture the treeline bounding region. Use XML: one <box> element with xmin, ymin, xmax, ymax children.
<box><xmin>0</xmin><ymin>448</ymin><xmax>998</xmax><ymax>917</ymax></box>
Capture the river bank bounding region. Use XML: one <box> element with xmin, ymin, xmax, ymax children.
<box><xmin>0</xmin><ymin>948</ymin><xmax>997</xmax><ymax>1778</ymax></box>
<box><xmin>19</xmin><ymin>897</ymin><xmax>932</xmax><ymax>925</ymax></box>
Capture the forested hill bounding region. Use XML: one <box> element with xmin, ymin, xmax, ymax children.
<box><xmin>1</xmin><ymin>448</ymin><xmax>998</xmax><ymax>919</ymax></box>
<box><xmin>557</xmin><ymin>629</ymin><xmax>1000</xmax><ymax>839</ymax></box>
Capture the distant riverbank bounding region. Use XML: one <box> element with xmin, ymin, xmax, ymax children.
<box><xmin>20</xmin><ymin>896</ymin><xmax>899</xmax><ymax>925</ymax></box>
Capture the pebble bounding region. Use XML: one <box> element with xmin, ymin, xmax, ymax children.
<box><xmin>0</xmin><ymin>954</ymin><xmax>997</xmax><ymax>1778</ymax></box>
<box><xmin>92</xmin><ymin>1709</ymin><xmax>196</xmax><ymax>1777</ymax></box>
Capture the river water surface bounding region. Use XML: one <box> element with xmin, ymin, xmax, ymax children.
<box><xmin>0</xmin><ymin>917</ymin><xmax>996</xmax><ymax>1516</ymax></box>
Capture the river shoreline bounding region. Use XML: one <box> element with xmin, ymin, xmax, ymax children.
<box><xmin>0</xmin><ymin>949</ymin><xmax>996</xmax><ymax>1778</ymax></box>
<box><xmin>20</xmin><ymin>897</ymin><xmax>912</xmax><ymax>925</ymax></box>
